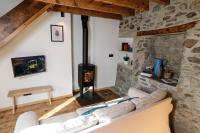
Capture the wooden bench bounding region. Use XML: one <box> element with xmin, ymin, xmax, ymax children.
<box><xmin>8</xmin><ymin>85</ymin><xmax>53</xmax><ymax>114</ymax></box>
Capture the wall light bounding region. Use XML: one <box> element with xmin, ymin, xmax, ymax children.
<box><xmin>61</xmin><ymin>12</ymin><xmax>65</xmax><ymax>17</ymax></box>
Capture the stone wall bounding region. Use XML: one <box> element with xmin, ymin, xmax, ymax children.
<box><xmin>115</xmin><ymin>63</ymin><xmax>135</xmax><ymax>95</ymax></box>
<box><xmin>117</xmin><ymin>0</ymin><xmax>200</xmax><ymax>133</ymax></box>
<box><xmin>115</xmin><ymin>29</ymin><xmax>200</xmax><ymax>132</ymax></box>
<box><xmin>174</xmin><ymin>22</ymin><xmax>200</xmax><ymax>133</ymax></box>
<box><xmin>119</xmin><ymin>0</ymin><xmax>200</xmax><ymax>37</ymax></box>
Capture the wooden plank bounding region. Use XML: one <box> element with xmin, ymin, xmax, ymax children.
<box><xmin>8</xmin><ymin>85</ymin><xmax>53</xmax><ymax>97</ymax></box>
<box><xmin>95</xmin><ymin>0</ymin><xmax>149</xmax><ymax>11</ymax></box>
<box><xmin>0</xmin><ymin>1</ymin><xmax>52</xmax><ymax>48</ymax></box>
<box><xmin>52</xmin><ymin>5</ymin><xmax>122</xmax><ymax>20</ymax></box>
<box><xmin>137</xmin><ymin>21</ymin><xmax>197</xmax><ymax>36</ymax></box>
<box><xmin>150</xmin><ymin>0</ymin><xmax>170</xmax><ymax>5</ymax></box>
<box><xmin>34</xmin><ymin>0</ymin><xmax>135</xmax><ymax>16</ymax></box>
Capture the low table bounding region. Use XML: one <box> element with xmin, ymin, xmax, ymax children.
<box><xmin>8</xmin><ymin>85</ymin><xmax>53</xmax><ymax>114</ymax></box>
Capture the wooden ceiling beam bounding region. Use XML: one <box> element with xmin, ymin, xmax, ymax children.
<box><xmin>150</xmin><ymin>0</ymin><xmax>170</xmax><ymax>5</ymax></box>
<box><xmin>137</xmin><ymin>21</ymin><xmax>197</xmax><ymax>36</ymax></box>
<box><xmin>95</xmin><ymin>0</ymin><xmax>149</xmax><ymax>11</ymax></box>
<box><xmin>0</xmin><ymin>1</ymin><xmax>52</xmax><ymax>48</ymax></box>
<box><xmin>52</xmin><ymin>5</ymin><xmax>122</xmax><ymax>20</ymax></box>
<box><xmin>34</xmin><ymin>0</ymin><xmax>135</xmax><ymax>16</ymax></box>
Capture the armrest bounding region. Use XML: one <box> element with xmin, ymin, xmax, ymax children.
<box><xmin>14</xmin><ymin>111</ymin><xmax>39</xmax><ymax>133</ymax></box>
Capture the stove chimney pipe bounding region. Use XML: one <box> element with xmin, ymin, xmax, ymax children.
<box><xmin>81</xmin><ymin>15</ymin><xmax>89</xmax><ymax>65</ymax></box>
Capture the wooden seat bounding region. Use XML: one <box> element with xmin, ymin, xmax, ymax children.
<box><xmin>8</xmin><ymin>85</ymin><xmax>53</xmax><ymax>114</ymax></box>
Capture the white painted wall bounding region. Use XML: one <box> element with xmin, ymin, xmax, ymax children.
<box><xmin>92</xmin><ymin>17</ymin><xmax>121</xmax><ymax>88</ymax></box>
<box><xmin>72</xmin><ymin>15</ymin><xmax>83</xmax><ymax>89</ymax></box>
<box><xmin>0</xmin><ymin>12</ymin><xmax>72</xmax><ymax>108</ymax></box>
<box><xmin>72</xmin><ymin>15</ymin><xmax>121</xmax><ymax>89</ymax></box>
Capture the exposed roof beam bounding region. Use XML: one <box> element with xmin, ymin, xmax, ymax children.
<box><xmin>0</xmin><ymin>1</ymin><xmax>52</xmax><ymax>48</ymax></box>
<box><xmin>151</xmin><ymin>0</ymin><xmax>170</xmax><ymax>5</ymax></box>
<box><xmin>34</xmin><ymin>0</ymin><xmax>135</xmax><ymax>16</ymax></box>
<box><xmin>137</xmin><ymin>21</ymin><xmax>197</xmax><ymax>36</ymax></box>
<box><xmin>95</xmin><ymin>0</ymin><xmax>149</xmax><ymax>11</ymax></box>
<box><xmin>52</xmin><ymin>5</ymin><xmax>122</xmax><ymax>20</ymax></box>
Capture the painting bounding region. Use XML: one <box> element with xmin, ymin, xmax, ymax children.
<box><xmin>50</xmin><ymin>25</ymin><xmax>64</xmax><ymax>42</ymax></box>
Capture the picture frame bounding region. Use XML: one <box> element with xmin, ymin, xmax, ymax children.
<box><xmin>50</xmin><ymin>25</ymin><xmax>64</xmax><ymax>42</ymax></box>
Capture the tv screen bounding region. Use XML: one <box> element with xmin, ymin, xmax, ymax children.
<box><xmin>11</xmin><ymin>55</ymin><xmax>46</xmax><ymax>77</ymax></box>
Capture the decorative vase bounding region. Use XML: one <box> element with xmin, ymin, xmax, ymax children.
<box><xmin>164</xmin><ymin>70</ymin><xmax>173</xmax><ymax>79</ymax></box>
<box><xmin>153</xmin><ymin>58</ymin><xmax>164</xmax><ymax>79</ymax></box>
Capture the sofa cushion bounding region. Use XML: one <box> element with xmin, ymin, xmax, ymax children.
<box><xmin>128</xmin><ymin>87</ymin><xmax>149</xmax><ymax>98</ymax></box>
<box><xmin>40</xmin><ymin>112</ymin><xmax>78</xmax><ymax>124</ymax></box>
<box><xmin>61</xmin><ymin>115</ymin><xmax>98</xmax><ymax>133</ymax></box>
<box><xmin>20</xmin><ymin>123</ymin><xmax>64</xmax><ymax>133</ymax></box>
<box><xmin>21</xmin><ymin>115</ymin><xmax>98</xmax><ymax>133</ymax></box>
<box><xmin>93</xmin><ymin>101</ymin><xmax>135</xmax><ymax>123</ymax></box>
<box><xmin>131</xmin><ymin>89</ymin><xmax>167</xmax><ymax>109</ymax></box>
<box><xmin>76</xmin><ymin>103</ymin><xmax>106</xmax><ymax>116</ymax></box>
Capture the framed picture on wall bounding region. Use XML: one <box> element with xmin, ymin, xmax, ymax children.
<box><xmin>50</xmin><ymin>25</ymin><xmax>64</xmax><ymax>42</ymax></box>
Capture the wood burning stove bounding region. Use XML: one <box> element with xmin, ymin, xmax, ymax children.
<box><xmin>78</xmin><ymin>15</ymin><xmax>95</xmax><ymax>98</ymax></box>
<box><xmin>78</xmin><ymin>64</ymin><xmax>95</xmax><ymax>97</ymax></box>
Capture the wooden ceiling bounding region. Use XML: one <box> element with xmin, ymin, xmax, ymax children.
<box><xmin>35</xmin><ymin>0</ymin><xmax>170</xmax><ymax>20</ymax></box>
<box><xmin>0</xmin><ymin>0</ymin><xmax>170</xmax><ymax>48</ymax></box>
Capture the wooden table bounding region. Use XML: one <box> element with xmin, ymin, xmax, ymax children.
<box><xmin>8</xmin><ymin>85</ymin><xmax>53</xmax><ymax>114</ymax></box>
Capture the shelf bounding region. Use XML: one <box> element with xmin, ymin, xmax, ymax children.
<box><xmin>138</xmin><ymin>75</ymin><xmax>177</xmax><ymax>92</ymax></box>
<box><xmin>119</xmin><ymin>50</ymin><xmax>132</xmax><ymax>53</ymax></box>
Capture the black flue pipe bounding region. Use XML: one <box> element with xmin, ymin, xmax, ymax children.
<box><xmin>81</xmin><ymin>15</ymin><xmax>89</xmax><ymax>65</ymax></box>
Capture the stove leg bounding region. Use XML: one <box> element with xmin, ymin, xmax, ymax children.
<box><xmin>80</xmin><ymin>86</ymin><xmax>84</xmax><ymax>98</ymax></box>
<box><xmin>92</xmin><ymin>85</ymin><xmax>94</xmax><ymax>99</ymax></box>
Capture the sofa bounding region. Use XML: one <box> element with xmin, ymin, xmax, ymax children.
<box><xmin>14</xmin><ymin>88</ymin><xmax>173</xmax><ymax>133</ymax></box>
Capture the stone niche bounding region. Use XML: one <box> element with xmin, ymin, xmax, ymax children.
<box><xmin>144</xmin><ymin>33</ymin><xmax>185</xmax><ymax>77</ymax></box>
<box><xmin>115</xmin><ymin>33</ymin><xmax>185</xmax><ymax>96</ymax></box>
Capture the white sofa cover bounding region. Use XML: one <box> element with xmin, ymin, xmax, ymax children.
<box><xmin>14</xmin><ymin>89</ymin><xmax>172</xmax><ymax>133</ymax></box>
<box><xmin>14</xmin><ymin>111</ymin><xmax>39</xmax><ymax>133</ymax></box>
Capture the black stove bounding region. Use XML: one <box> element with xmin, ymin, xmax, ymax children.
<box><xmin>78</xmin><ymin>15</ymin><xmax>96</xmax><ymax>98</ymax></box>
